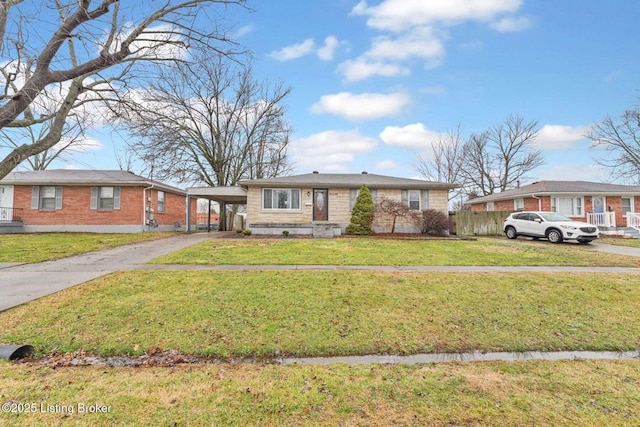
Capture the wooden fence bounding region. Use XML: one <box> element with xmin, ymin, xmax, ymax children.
<box><xmin>450</xmin><ymin>211</ymin><xmax>513</xmax><ymax>236</ymax></box>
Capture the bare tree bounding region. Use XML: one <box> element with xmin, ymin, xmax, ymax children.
<box><xmin>415</xmin><ymin>125</ymin><xmax>466</xmax><ymax>204</ymax></box>
<box><xmin>375</xmin><ymin>197</ymin><xmax>414</xmax><ymax>233</ymax></box>
<box><xmin>587</xmin><ymin>108</ymin><xmax>640</xmax><ymax>184</ymax></box>
<box><xmin>0</xmin><ymin>0</ymin><xmax>246</xmax><ymax>179</ymax></box>
<box><xmin>119</xmin><ymin>51</ymin><xmax>292</xmax><ymax>187</ymax></box>
<box><xmin>461</xmin><ymin>115</ymin><xmax>543</xmax><ymax>196</ymax></box>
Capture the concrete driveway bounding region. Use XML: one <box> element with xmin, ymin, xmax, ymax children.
<box><xmin>0</xmin><ymin>233</ymin><xmax>219</xmax><ymax>312</ymax></box>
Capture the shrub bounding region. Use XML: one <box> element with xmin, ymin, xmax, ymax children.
<box><xmin>420</xmin><ymin>209</ymin><xmax>450</xmax><ymax>236</ymax></box>
<box><xmin>346</xmin><ymin>185</ymin><xmax>375</xmax><ymax>235</ymax></box>
<box><xmin>282</xmin><ymin>230</ymin><xmax>290</xmax><ymax>237</ymax></box>
<box><xmin>242</xmin><ymin>229</ymin><xmax>252</xmax><ymax>236</ymax></box>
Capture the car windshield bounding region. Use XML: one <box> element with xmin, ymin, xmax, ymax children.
<box><xmin>539</xmin><ymin>212</ymin><xmax>571</xmax><ymax>222</ymax></box>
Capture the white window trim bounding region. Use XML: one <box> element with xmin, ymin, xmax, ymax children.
<box><xmin>157</xmin><ymin>191</ymin><xmax>166</xmax><ymax>213</ymax></box>
<box><xmin>622</xmin><ymin>197</ymin><xmax>635</xmax><ymax>217</ymax></box>
<box><xmin>551</xmin><ymin>196</ymin><xmax>584</xmax><ymax>217</ymax></box>
<box><xmin>262</xmin><ymin>188</ymin><xmax>301</xmax><ymax>210</ymax></box>
<box><xmin>486</xmin><ymin>201</ymin><xmax>494</xmax><ymax>212</ymax></box>
<box><xmin>514</xmin><ymin>198</ymin><xmax>524</xmax><ymax>211</ymax></box>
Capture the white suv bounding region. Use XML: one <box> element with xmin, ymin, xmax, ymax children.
<box><xmin>503</xmin><ymin>211</ymin><xmax>599</xmax><ymax>244</ymax></box>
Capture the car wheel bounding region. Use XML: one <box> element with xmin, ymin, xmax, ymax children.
<box><xmin>547</xmin><ymin>229</ymin><xmax>563</xmax><ymax>244</ymax></box>
<box><xmin>505</xmin><ymin>226</ymin><xmax>518</xmax><ymax>239</ymax></box>
<box><xmin>577</xmin><ymin>239</ymin><xmax>592</xmax><ymax>244</ymax></box>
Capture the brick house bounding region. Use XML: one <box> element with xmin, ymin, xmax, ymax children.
<box><xmin>234</xmin><ymin>172</ymin><xmax>456</xmax><ymax>236</ymax></box>
<box><xmin>465</xmin><ymin>181</ymin><xmax>640</xmax><ymax>234</ymax></box>
<box><xmin>0</xmin><ymin>170</ymin><xmax>195</xmax><ymax>233</ymax></box>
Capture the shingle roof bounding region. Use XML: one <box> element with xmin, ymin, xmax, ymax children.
<box><xmin>0</xmin><ymin>170</ymin><xmax>186</xmax><ymax>194</ymax></box>
<box><xmin>466</xmin><ymin>180</ymin><xmax>640</xmax><ymax>204</ymax></box>
<box><xmin>240</xmin><ymin>172</ymin><xmax>458</xmax><ymax>190</ymax></box>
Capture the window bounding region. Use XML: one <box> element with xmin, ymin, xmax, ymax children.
<box><xmin>31</xmin><ymin>186</ymin><xmax>63</xmax><ymax>210</ymax></box>
<box><xmin>401</xmin><ymin>190</ymin><xmax>429</xmax><ymax>210</ymax></box>
<box><xmin>90</xmin><ymin>187</ymin><xmax>121</xmax><ymax>210</ymax></box>
<box><xmin>487</xmin><ymin>201</ymin><xmax>495</xmax><ymax>212</ymax></box>
<box><xmin>157</xmin><ymin>191</ymin><xmax>165</xmax><ymax>213</ymax></box>
<box><xmin>263</xmin><ymin>188</ymin><xmax>300</xmax><ymax>210</ymax></box>
<box><xmin>551</xmin><ymin>196</ymin><xmax>583</xmax><ymax>216</ymax></box>
<box><xmin>514</xmin><ymin>198</ymin><xmax>524</xmax><ymax>211</ymax></box>
<box><xmin>622</xmin><ymin>197</ymin><xmax>634</xmax><ymax>216</ymax></box>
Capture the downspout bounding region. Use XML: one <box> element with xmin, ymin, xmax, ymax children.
<box><xmin>143</xmin><ymin>184</ymin><xmax>154</xmax><ymax>232</ymax></box>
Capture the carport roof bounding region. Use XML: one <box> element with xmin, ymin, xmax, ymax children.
<box><xmin>187</xmin><ymin>186</ymin><xmax>247</xmax><ymax>204</ymax></box>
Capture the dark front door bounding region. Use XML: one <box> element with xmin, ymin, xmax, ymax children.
<box><xmin>313</xmin><ymin>189</ymin><xmax>328</xmax><ymax>221</ymax></box>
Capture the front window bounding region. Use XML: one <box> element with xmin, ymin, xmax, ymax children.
<box><xmin>514</xmin><ymin>198</ymin><xmax>524</xmax><ymax>211</ymax></box>
<box><xmin>40</xmin><ymin>186</ymin><xmax>57</xmax><ymax>210</ymax></box>
<box><xmin>90</xmin><ymin>186</ymin><xmax>121</xmax><ymax>210</ymax></box>
<box><xmin>263</xmin><ymin>189</ymin><xmax>300</xmax><ymax>210</ymax></box>
<box><xmin>157</xmin><ymin>191</ymin><xmax>165</xmax><ymax>213</ymax></box>
<box><xmin>487</xmin><ymin>201</ymin><xmax>495</xmax><ymax>212</ymax></box>
<box><xmin>551</xmin><ymin>197</ymin><xmax>583</xmax><ymax>216</ymax></box>
<box><xmin>622</xmin><ymin>197</ymin><xmax>634</xmax><ymax>216</ymax></box>
<box><xmin>408</xmin><ymin>190</ymin><xmax>420</xmax><ymax>210</ymax></box>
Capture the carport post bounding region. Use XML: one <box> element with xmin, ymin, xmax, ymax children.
<box><xmin>186</xmin><ymin>194</ymin><xmax>192</xmax><ymax>232</ymax></box>
<box><xmin>220</xmin><ymin>202</ymin><xmax>227</xmax><ymax>231</ymax></box>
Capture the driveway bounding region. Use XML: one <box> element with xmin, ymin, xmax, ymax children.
<box><xmin>1</xmin><ymin>235</ymin><xmax>639</xmax><ymax>312</ymax></box>
<box><xmin>0</xmin><ymin>233</ymin><xmax>220</xmax><ymax>312</ymax></box>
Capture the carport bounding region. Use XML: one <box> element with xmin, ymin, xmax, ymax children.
<box><xmin>186</xmin><ymin>186</ymin><xmax>248</xmax><ymax>232</ymax></box>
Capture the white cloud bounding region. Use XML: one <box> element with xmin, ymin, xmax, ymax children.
<box><xmin>352</xmin><ymin>0</ymin><xmax>523</xmax><ymax>32</ymax></box>
<box><xmin>536</xmin><ymin>124</ymin><xmax>588</xmax><ymax>151</ymax></box>
<box><xmin>291</xmin><ymin>129</ymin><xmax>378</xmax><ymax>172</ymax></box>
<box><xmin>311</xmin><ymin>92</ymin><xmax>410</xmax><ymax>121</ymax></box>
<box><xmin>376</xmin><ymin>159</ymin><xmax>397</xmax><ymax>170</ymax></box>
<box><xmin>268</xmin><ymin>38</ymin><xmax>315</xmax><ymax>61</ymax></box>
<box><xmin>490</xmin><ymin>15</ymin><xmax>533</xmax><ymax>32</ymax></box>
<box><xmin>317</xmin><ymin>36</ymin><xmax>340</xmax><ymax>61</ymax></box>
<box><xmin>338</xmin><ymin>57</ymin><xmax>408</xmax><ymax>82</ymax></box>
<box><xmin>380</xmin><ymin>123</ymin><xmax>445</xmax><ymax>150</ymax></box>
<box><xmin>366</xmin><ymin>27</ymin><xmax>445</xmax><ymax>61</ymax></box>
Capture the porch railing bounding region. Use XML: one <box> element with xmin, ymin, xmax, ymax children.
<box><xmin>0</xmin><ymin>207</ymin><xmax>22</xmax><ymax>222</ymax></box>
<box><xmin>628</xmin><ymin>212</ymin><xmax>640</xmax><ymax>231</ymax></box>
<box><xmin>587</xmin><ymin>211</ymin><xmax>616</xmax><ymax>228</ymax></box>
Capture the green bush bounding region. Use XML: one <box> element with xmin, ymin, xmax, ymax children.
<box><xmin>346</xmin><ymin>185</ymin><xmax>375</xmax><ymax>235</ymax></box>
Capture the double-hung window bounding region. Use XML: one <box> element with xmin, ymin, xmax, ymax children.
<box><xmin>514</xmin><ymin>198</ymin><xmax>525</xmax><ymax>211</ymax></box>
<box><xmin>31</xmin><ymin>186</ymin><xmax>63</xmax><ymax>210</ymax></box>
<box><xmin>90</xmin><ymin>186</ymin><xmax>121</xmax><ymax>210</ymax></box>
<box><xmin>349</xmin><ymin>188</ymin><xmax>377</xmax><ymax>210</ymax></box>
<box><xmin>622</xmin><ymin>197</ymin><xmax>634</xmax><ymax>217</ymax></box>
<box><xmin>263</xmin><ymin>188</ymin><xmax>300</xmax><ymax>210</ymax></box>
<box><xmin>157</xmin><ymin>191</ymin><xmax>165</xmax><ymax>213</ymax></box>
<box><xmin>402</xmin><ymin>190</ymin><xmax>429</xmax><ymax>210</ymax></box>
<box><xmin>551</xmin><ymin>196</ymin><xmax>583</xmax><ymax>216</ymax></box>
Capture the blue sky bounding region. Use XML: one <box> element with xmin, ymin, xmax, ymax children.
<box><xmin>16</xmin><ymin>0</ymin><xmax>640</xmax><ymax>186</ymax></box>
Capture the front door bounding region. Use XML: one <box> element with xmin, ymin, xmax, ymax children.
<box><xmin>313</xmin><ymin>189</ymin><xmax>328</xmax><ymax>221</ymax></box>
<box><xmin>0</xmin><ymin>185</ymin><xmax>14</xmax><ymax>221</ymax></box>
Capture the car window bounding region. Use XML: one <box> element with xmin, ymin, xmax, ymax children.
<box><xmin>529</xmin><ymin>214</ymin><xmax>541</xmax><ymax>222</ymax></box>
<box><xmin>512</xmin><ymin>213</ymin><xmax>525</xmax><ymax>220</ymax></box>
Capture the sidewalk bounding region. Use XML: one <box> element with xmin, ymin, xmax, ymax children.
<box><xmin>1</xmin><ymin>236</ymin><xmax>639</xmax><ymax>312</ymax></box>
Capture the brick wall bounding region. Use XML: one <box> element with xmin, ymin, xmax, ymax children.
<box><xmin>14</xmin><ymin>185</ymin><xmax>187</xmax><ymax>229</ymax></box>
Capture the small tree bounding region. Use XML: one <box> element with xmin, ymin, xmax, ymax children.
<box><xmin>419</xmin><ymin>209</ymin><xmax>450</xmax><ymax>236</ymax></box>
<box><xmin>346</xmin><ymin>185</ymin><xmax>375</xmax><ymax>235</ymax></box>
<box><xmin>376</xmin><ymin>197</ymin><xmax>411</xmax><ymax>233</ymax></box>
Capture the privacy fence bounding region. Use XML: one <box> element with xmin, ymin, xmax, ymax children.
<box><xmin>451</xmin><ymin>211</ymin><xmax>513</xmax><ymax>236</ymax></box>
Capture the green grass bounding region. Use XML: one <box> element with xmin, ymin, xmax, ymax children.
<box><xmin>0</xmin><ymin>232</ymin><xmax>180</xmax><ymax>263</ymax></box>
<box><xmin>2</xmin><ymin>360</ymin><xmax>640</xmax><ymax>426</ymax></box>
<box><xmin>601</xmin><ymin>236</ymin><xmax>640</xmax><ymax>248</ymax></box>
<box><xmin>2</xmin><ymin>271</ymin><xmax>639</xmax><ymax>358</ymax></box>
<box><xmin>151</xmin><ymin>237</ymin><xmax>640</xmax><ymax>267</ymax></box>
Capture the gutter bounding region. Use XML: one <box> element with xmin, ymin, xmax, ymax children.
<box><xmin>143</xmin><ymin>184</ymin><xmax>154</xmax><ymax>231</ymax></box>
<box><xmin>531</xmin><ymin>194</ymin><xmax>541</xmax><ymax>211</ymax></box>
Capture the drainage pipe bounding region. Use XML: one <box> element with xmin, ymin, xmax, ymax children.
<box><xmin>0</xmin><ymin>344</ymin><xmax>33</xmax><ymax>360</ymax></box>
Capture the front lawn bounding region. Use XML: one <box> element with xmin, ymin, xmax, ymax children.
<box><xmin>600</xmin><ymin>236</ymin><xmax>640</xmax><ymax>248</ymax></box>
<box><xmin>2</xmin><ymin>271</ymin><xmax>639</xmax><ymax>358</ymax></box>
<box><xmin>1</xmin><ymin>361</ymin><xmax>639</xmax><ymax>426</ymax></box>
<box><xmin>0</xmin><ymin>232</ymin><xmax>180</xmax><ymax>263</ymax></box>
<box><xmin>152</xmin><ymin>237</ymin><xmax>640</xmax><ymax>267</ymax></box>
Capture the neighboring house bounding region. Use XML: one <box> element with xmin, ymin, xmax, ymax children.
<box><xmin>465</xmin><ymin>180</ymin><xmax>640</xmax><ymax>235</ymax></box>
<box><xmin>0</xmin><ymin>170</ymin><xmax>195</xmax><ymax>233</ymax></box>
<box><xmin>236</xmin><ymin>171</ymin><xmax>456</xmax><ymax>236</ymax></box>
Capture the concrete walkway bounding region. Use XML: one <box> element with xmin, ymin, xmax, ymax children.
<box><xmin>1</xmin><ymin>236</ymin><xmax>639</xmax><ymax>312</ymax></box>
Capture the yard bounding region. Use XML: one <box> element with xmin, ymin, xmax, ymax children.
<box><xmin>1</xmin><ymin>235</ymin><xmax>639</xmax><ymax>426</ymax></box>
